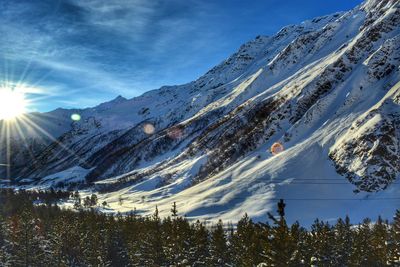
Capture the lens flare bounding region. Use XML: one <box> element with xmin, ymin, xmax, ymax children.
<box><xmin>270</xmin><ymin>142</ymin><xmax>284</xmax><ymax>155</ymax></box>
<box><xmin>167</xmin><ymin>126</ymin><xmax>184</xmax><ymax>140</ymax></box>
<box><xmin>143</xmin><ymin>123</ymin><xmax>155</xmax><ymax>135</ymax></box>
<box><xmin>71</xmin><ymin>113</ymin><xmax>81</xmax><ymax>121</ymax></box>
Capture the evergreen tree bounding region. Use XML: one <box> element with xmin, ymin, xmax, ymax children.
<box><xmin>104</xmin><ymin>216</ymin><xmax>130</xmax><ymax>267</ymax></box>
<box><xmin>231</xmin><ymin>213</ymin><xmax>261</xmax><ymax>266</ymax></box>
<box><xmin>0</xmin><ymin>214</ymin><xmax>12</xmax><ymax>266</ymax></box>
<box><xmin>267</xmin><ymin>217</ymin><xmax>296</xmax><ymax>266</ymax></box>
<box><xmin>174</xmin><ymin>216</ymin><xmax>192</xmax><ymax>265</ymax></box>
<box><xmin>209</xmin><ymin>219</ymin><xmax>229</xmax><ymax>266</ymax></box>
<box><xmin>332</xmin><ymin>216</ymin><xmax>353</xmax><ymax>266</ymax></box>
<box><xmin>349</xmin><ymin>218</ymin><xmax>375</xmax><ymax>266</ymax></box>
<box><xmin>8</xmin><ymin>210</ymin><xmax>49</xmax><ymax>266</ymax></box>
<box><xmin>289</xmin><ymin>221</ymin><xmax>310</xmax><ymax>266</ymax></box>
<box><xmin>163</xmin><ymin>202</ymin><xmax>191</xmax><ymax>266</ymax></box>
<box><xmin>309</xmin><ymin>219</ymin><xmax>335</xmax><ymax>266</ymax></box>
<box><xmin>370</xmin><ymin>216</ymin><xmax>390</xmax><ymax>265</ymax></box>
<box><xmin>143</xmin><ymin>206</ymin><xmax>166</xmax><ymax>266</ymax></box>
<box><xmin>80</xmin><ymin>213</ymin><xmax>111</xmax><ymax>266</ymax></box>
<box><xmin>389</xmin><ymin>209</ymin><xmax>400</xmax><ymax>265</ymax></box>
<box><xmin>48</xmin><ymin>214</ymin><xmax>70</xmax><ymax>266</ymax></box>
<box><xmin>257</xmin><ymin>222</ymin><xmax>272</xmax><ymax>266</ymax></box>
<box><xmin>190</xmin><ymin>220</ymin><xmax>209</xmax><ymax>266</ymax></box>
<box><xmin>125</xmin><ymin>215</ymin><xmax>145</xmax><ymax>266</ymax></box>
<box><xmin>266</xmin><ymin>200</ymin><xmax>297</xmax><ymax>267</ymax></box>
<box><xmin>72</xmin><ymin>191</ymin><xmax>82</xmax><ymax>210</ymax></box>
<box><xmin>0</xmin><ymin>189</ymin><xmax>398</xmax><ymax>266</ymax></box>
<box><xmin>171</xmin><ymin>201</ymin><xmax>178</xmax><ymax>218</ymax></box>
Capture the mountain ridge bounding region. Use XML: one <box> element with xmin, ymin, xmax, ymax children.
<box><xmin>1</xmin><ymin>0</ymin><xmax>399</xmax><ymax>224</ymax></box>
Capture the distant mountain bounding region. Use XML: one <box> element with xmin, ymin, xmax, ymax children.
<box><xmin>1</xmin><ymin>0</ymin><xmax>399</xmax><ymax>224</ymax></box>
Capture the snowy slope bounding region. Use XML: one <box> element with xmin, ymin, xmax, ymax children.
<box><xmin>2</xmin><ymin>0</ymin><xmax>400</xmax><ymax>224</ymax></box>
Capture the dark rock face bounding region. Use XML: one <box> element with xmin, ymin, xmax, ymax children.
<box><xmin>329</xmin><ymin>92</ymin><xmax>400</xmax><ymax>192</ymax></box>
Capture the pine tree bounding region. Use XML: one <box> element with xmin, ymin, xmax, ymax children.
<box><xmin>257</xmin><ymin>222</ymin><xmax>272</xmax><ymax>266</ymax></box>
<box><xmin>8</xmin><ymin>210</ymin><xmax>49</xmax><ymax>266</ymax></box>
<box><xmin>0</xmin><ymin>189</ymin><xmax>399</xmax><ymax>266</ymax></box>
<box><xmin>174</xmin><ymin>216</ymin><xmax>192</xmax><ymax>265</ymax></box>
<box><xmin>0</xmin><ymin>214</ymin><xmax>12</xmax><ymax>266</ymax></box>
<box><xmin>268</xmin><ymin>218</ymin><xmax>296</xmax><ymax>266</ymax></box>
<box><xmin>0</xmin><ymin>214</ymin><xmax>5</xmax><ymax>259</ymax></box>
<box><xmin>349</xmin><ymin>218</ymin><xmax>375</xmax><ymax>266</ymax></box>
<box><xmin>80</xmin><ymin>213</ymin><xmax>111</xmax><ymax>266</ymax></box>
<box><xmin>72</xmin><ymin>191</ymin><xmax>82</xmax><ymax>210</ymax></box>
<box><xmin>332</xmin><ymin>216</ymin><xmax>353</xmax><ymax>266</ymax></box>
<box><xmin>389</xmin><ymin>209</ymin><xmax>400</xmax><ymax>265</ymax></box>
<box><xmin>129</xmin><ymin>217</ymin><xmax>153</xmax><ymax>266</ymax></box>
<box><xmin>189</xmin><ymin>220</ymin><xmax>209</xmax><ymax>266</ymax></box>
<box><xmin>126</xmin><ymin>216</ymin><xmax>145</xmax><ymax>266</ymax></box>
<box><xmin>161</xmin><ymin>216</ymin><xmax>174</xmax><ymax>265</ymax></box>
<box><xmin>144</xmin><ymin>206</ymin><xmax>166</xmax><ymax>266</ymax></box>
<box><xmin>309</xmin><ymin>219</ymin><xmax>335</xmax><ymax>266</ymax></box>
<box><xmin>163</xmin><ymin>202</ymin><xmax>191</xmax><ymax>266</ymax></box>
<box><xmin>231</xmin><ymin>213</ymin><xmax>261</xmax><ymax>266</ymax></box>
<box><xmin>165</xmin><ymin>203</ymin><xmax>180</xmax><ymax>265</ymax></box>
<box><xmin>171</xmin><ymin>201</ymin><xmax>178</xmax><ymax>218</ymax></box>
<box><xmin>289</xmin><ymin>221</ymin><xmax>309</xmax><ymax>266</ymax></box>
<box><xmin>209</xmin><ymin>219</ymin><xmax>229</xmax><ymax>266</ymax></box>
<box><xmin>104</xmin><ymin>217</ymin><xmax>130</xmax><ymax>267</ymax></box>
<box><xmin>62</xmin><ymin>214</ymin><xmax>86</xmax><ymax>265</ymax></box>
<box><xmin>266</xmin><ymin>200</ymin><xmax>297</xmax><ymax>267</ymax></box>
<box><xmin>47</xmin><ymin>214</ymin><xmax>71</xmax><ymax>266</ymax></box>
<box><xmin>370</xmin><ymin>216</ymin><xmax>390</xmax><ymax>265</ymax></box>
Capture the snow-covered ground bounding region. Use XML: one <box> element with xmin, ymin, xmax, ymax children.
<box><xmin>2</xmin><ymin>0</ymin><xmax>400</xmax><ymax>225</ymax></box>
<box><xmin>88</xmin><ymin>116</ymin><xmax>400</xmax><ymax>225</ymax></box>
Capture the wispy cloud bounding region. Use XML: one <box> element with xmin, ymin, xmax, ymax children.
<box><xmin>0</xmin><ymin>0</ymin><xmax>226</xmax><ymax>111</ymax></box>
<box><xmin>0</xmin><ymin>0</ymin><xmax>363</xmax><ymax>111</ymax></box>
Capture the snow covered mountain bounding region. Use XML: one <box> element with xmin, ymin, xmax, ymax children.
<box><xmin>1</xmin><ymin>0</ymin><xmax>399</xmax><ymax>224</ymax></box>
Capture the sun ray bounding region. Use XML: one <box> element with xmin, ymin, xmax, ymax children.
<box><xmin>5</xmin><ymin>121</ymin><xmax>11</xmax><ymax>180</ymax></box>
<box><xmin>19</xmin><ymin>116</ymin><xmax>90</xmax><ymax>168</ymax></box>
<box><xmin>25</xmin><ymin>70</ymin><xmax>55</xmax><ymax>91</ymax></box>
<box><xmin>13</xmin><ymin>117</ymin><xmax>40</xmax><ymax>169</ymax></box>
<box><xmin>0</xmin><ymin>122</ymin><xmax>7</xmax><ymax>179</ymax></box>
<box><xmin>15</xmin><ymin>58</ymin><xmax>35</xmax><ymax>89</ymax></box>
<box><xmin>0</xmin><ymin>105</ymin><xmax>89</xmax><ymax>183</ymax></box>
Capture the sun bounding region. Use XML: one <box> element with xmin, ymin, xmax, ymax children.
<box><xmin>0</xmin><ymin>88</ymin><xmax>27</xmax><ymax>120</ymax></box>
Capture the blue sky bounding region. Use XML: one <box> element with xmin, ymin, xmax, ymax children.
<box><xmin>0</xmin><ymin>0</ymin><xmax>363</xmax><ymax>112</ymax></box>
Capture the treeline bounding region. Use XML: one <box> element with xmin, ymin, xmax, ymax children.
<box><xmin>0</xmin><ymin>189</ymin><xmax>399</xmax><ymax>266</ymax></box>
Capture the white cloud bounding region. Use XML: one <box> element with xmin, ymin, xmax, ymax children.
<box><xmin>0</xmin><ymin>0</ymin><xmax>232</xmax><ymax>110</ymax></box>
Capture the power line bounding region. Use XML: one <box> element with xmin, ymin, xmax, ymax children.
<box><xmin>268</xmin><ymin>182</ymin><xmax>400</xmax><ymax>185</ymax></box>
<box><xmin>260</xmin><ymin>178</ymin><xmax>400</xmax><ymax>185</ymax></box>
<box><xmin>267</xmin><ymin>178</ymin><xmax>399</xmax><ymax>181</ymax></box>
<box><xmin>203</xmin><ymin>197</ymin><xmax>400</xmax><ymax>201</ymax></box>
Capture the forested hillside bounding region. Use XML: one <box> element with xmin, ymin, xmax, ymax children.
<box><xmin>0</xmin><ymin>189</ymin><xmax>399</xmax><ymax>266</ymax></box>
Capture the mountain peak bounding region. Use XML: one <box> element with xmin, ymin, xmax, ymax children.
<box><xmin>112</xmin><ymin>95</ymin><xmax>127</xmax><ymax>103</ymax></box>
<box><xmin>94</xmin><ymin>95</ymin><xmax>128</xmax><ymax>111</ymax></box>
<box><xmin>3</xmin><ymin>2</ymin><xmax>400</xmax><ymax>224</ymax></box>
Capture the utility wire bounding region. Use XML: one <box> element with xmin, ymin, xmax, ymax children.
<box><xmin>271</xmin><ymin>179</ymin><xmax>347</xmax><ymax>181</ymax></box>
<box><xmin>266</xmin><ymin>182</ymin><xmax>400</xmax><ymax>185</ymax></box>
<box><xmin>202</xmin><ymin>197</ymin><xmax>400</xmax><ymax>201</ymax></box>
